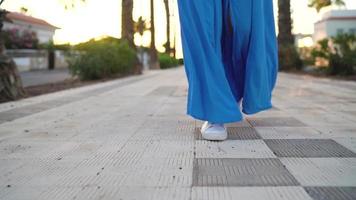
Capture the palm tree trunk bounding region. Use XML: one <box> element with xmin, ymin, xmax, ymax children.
<box><xmin>278</xmin><ymin>0</ymin><xmax>294</xmax><ymax>47</ymax></box>
<box><xmin>122</xmin><ymin>0</ymin><xmax>143</xmax><ymax>74</ymax></box>
<box><xmin>121</xmin><ymin>0</ymin><xmax>135</xmax><ymax>48</ymax></box>
<box><xmin>277</xmin><ymin>0</ymin><xmax>302</xmax><ymax>70</ymax></box>
<box><xmin>149</xmin><ymin>0</ymin><xmax>159</xmax><ymax>69</ymax></box>
<box><xmin>163</xmin><ymin>0</ymin><xmax>170</xmax><ymax>54</ymax></box>
<box><xmin>0</xmin><ymin>5</ymin><xmax>26</xmax><ymax>103</ymax></box>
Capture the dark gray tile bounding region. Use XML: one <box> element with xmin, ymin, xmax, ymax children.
<box><xmin>304</xmin><ymin>187</ymin><xmax>356</xmax><ymax>200</ymax></box>
<box><xmin>193</xmin><ymin>158</ymin><xmax>300</xmax><ymax>186</ymax></box>
<box><xmin>346</xmin><ymin>111</ymin><xmax>356</xmax><ymax>117</ymax></box>
<box><xmin>265</xmin><ymin>139</ymin><xmax>356</xmax><ymax>158</ymax></box>
<box><xmin>146</xmin><ymin>86</ymin><xmax>177</xmax><ymax>96</ymax></box>
<box><xmin>194</xmin><ymin>127</ymin><xmax>261</xmax><ymax>140</ymax></box>
<box><xmin>247</xmin><ymin>117</ymin><xmax>307</xmax><ymax>127</ymax></box>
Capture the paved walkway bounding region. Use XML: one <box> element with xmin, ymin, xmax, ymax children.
<box><xmin>20</xmin><ymin>68</ymin><xmax>72</xmax><ymax>87</ymax></box>
<box><xmin>0</xmin><ymin>66</ymin><xmax>356</xmax><ymax>200</ymax></box>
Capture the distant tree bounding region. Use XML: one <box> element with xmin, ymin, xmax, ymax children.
<box><xmin>308</xmin><ymin>0</ymin><xmax>345</xmax><ymax>12</ymax></box>
<box><xmin>20</xmin><ymin>7</ymin><xmax>28</xmax><ymax>14</ymax></box>
<box><xmin>149</xmin><ymin>0</ymin><xmax>159</xmax><ymax>69</ymax></box>
<box><xmin>60</xmin><ymin>0</ymin><xmax>85</xmax><ymax>10</ymax></box>
<box><xmin>163</xmin><ymin>0</ymin><xmax>170</xmax><ymax>54</ymax></box>
<box><xmin>134</xmin><ymin>16</ymin><xmax>149</xmax><ymax>45</ymax></box>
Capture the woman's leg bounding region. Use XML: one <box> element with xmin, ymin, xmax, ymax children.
<box><xmin>177</xmin><ymin>0</ymin><xmax>243</xmax><ymax>123</ymax></box>
<box><xmin>222</xmin><ymin>0</ymin><xmax>279</xmax><ymax>114</ymax></box>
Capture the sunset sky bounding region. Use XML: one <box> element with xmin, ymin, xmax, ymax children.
<box><xmin>2</xmin><ymin>0</ymin><xmax>356</xmax><ymax>58</ymax></box>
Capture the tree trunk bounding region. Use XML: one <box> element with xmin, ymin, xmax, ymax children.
<box><xmin>121</xmin><ymin>0</ymin><xmax>135</xmax><ymax>48</ymax></box>
<box><xmin>0</xmin><ymin>7</ymin><xmax>26</xmax><ymax>102</ymax></box>
<box><xmin>0</xmin><ymin>50</ymin><xmax>26</xmax><ymax>103</ymax></box>
<box><xmin>172</xmin><ymin>32</ymin><xmax>176</xmax><ymax>58</ymax></box>
<box><xmin>163</xmin><ymin>0</ymin><xmax>170</xmax><ymax>54</ymax></box>
<box><xmin>149</xmin><ymin>0</ymin><xmax>159</xmax><ymax>69</ymax></box>
<box><xmin>121</xmin><ymin>0</ymin><xmax>142</xmax><ymax>74</ymax></box>
<box><xmin>277</xmin><ymin>0</ymin><xmax>294</xmax><ymax>47</ymax></box>
<box><xmin>277</xmin><ymin>0</ymin><xmax>302</xmax><ymax>70</ymax></box>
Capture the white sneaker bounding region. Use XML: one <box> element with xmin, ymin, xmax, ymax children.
<box><xmin>200</xmin><ymin>121</ymin><xmax>228</xmax><ymax>141</ymax></box>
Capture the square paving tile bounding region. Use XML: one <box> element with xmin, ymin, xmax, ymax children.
<box><xmin>195</xmin><ymin>140</ymin><xmax>276</xmax><ymax>158</ymax></box>
<box><xmin>281</xmin><ymin>158</ymin><xmax>356</xmax><ymax>186</ymax></box>
<box><xmin>247</xmin><ymin>117</ymin><xmax>307</xmax><ymax>127</ymax></box>
<box><xmin>334</xmin><ymin>138</ymin><xmax>356</xmax><ymax>154</ymax></box>
<box><xmin>192</xmin><ymin>186</ymin><xmax>313</xmax><ymax>200</ymax></box>
<box><xmin>193</xmin><ymin>158</ymin><xmax>300</xmax><ymax>186</ymax></box>
<box><xmin>194</xmin><ymin>127</ymin><xmax>261</xmax><ymax>140</ymax></box>
<box><xmin>255</xmin><ymin>127</ymin><xmax>325</xmax><ymax>139</ymax></box>
<box><xmin>225</xmin><ymin>120</ymin><xmax>252</xmax><ymax>127</ymax></box>
<box><xmin>264</xmin><ymin>139</ymin><xmax>356</xmax><ymax>158</ymax></box>
<box><xmin>304</xmin><ymin>187</ymin><xmax>356</xmax><ymax>200</ymax></box>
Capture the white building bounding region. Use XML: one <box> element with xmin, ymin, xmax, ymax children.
<box><xmin>314</xmin><ymin>9</ymin><xmax>356</xmax><ymax>42</ymax></box>
<box><xmin>3</xmin><ymin>12</ymin><xmax>59</xmax><ymax>43</ymax></box>
<box><xmin>2</xmin><ymin>12</ymin><xmax>67</xmax><ymax>72</ymax></box>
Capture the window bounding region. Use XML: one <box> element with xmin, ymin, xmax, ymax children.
<box><xmin>349</xmin><ymin>28</ymin><xmax>356</xmax><ymax>35</ymax></box>
<box><xmin>337</xmin><ymin>28</ymin><xmax>344</xmax><ymax>35</ymax></box>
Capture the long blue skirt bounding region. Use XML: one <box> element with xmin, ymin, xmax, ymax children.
<box><xmin>177</xmin><ymin>0</ymin><xmax>278</xmax><ymax>123</ymax></box>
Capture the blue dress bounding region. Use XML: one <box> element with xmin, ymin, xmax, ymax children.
<box><xmin>177</xmin><ymin>0</ymin><xmax>278</xmax><ymax>123</ymax></box>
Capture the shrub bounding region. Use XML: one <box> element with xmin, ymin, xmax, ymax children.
<box><xmin>311</xmin><ymin>33</ymin><xmax>356</xmax><ymax>75</ymax></box>
<box><xmin>299</xmin><ymin>47</ymin><xmax>315</xmax><ymax>66</ymax></box>
<box><xmin>67</xmin><ymin>38</ymin><xmax>136</xmax><ymax>80</ymax></box>
<box><xmin>178</xmin><ymin>58</ymin><xmax>184</xmax><ymax>65</ymax></box>
<box><xmin>3</xmin><ymin>28</ymin><xmax>39</xmax><ymax>49</ymax></box>
<box><xmin>159</xmin><ymin>53</ymin><xmax>180</xmax><ymax>69</ymax></box>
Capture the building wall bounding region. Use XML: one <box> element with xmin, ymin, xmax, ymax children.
<box><xmin>313</xmin><ymin>10</ymin><xmax>356</xmax><ymax>42</ymax></box>
<box><xmin>326</xmin><ymin>20</ymin><xmax>356</xmax><ymax>36</ymax></box>
<box><xmin>314</xmin><ymin>22</ymin><xmax>328</xmax><ymax>42</ymax></box>
<box><xmin>6</xmin><ymin>49</ymin><xmax>68</xmax><ymax>72</ymax></box>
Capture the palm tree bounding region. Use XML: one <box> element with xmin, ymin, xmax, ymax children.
<box><xmin>60</xmin><ymin>0</ymin><xmax>85</xmax><ymax>10</ymax></box>
<box><xmin>163</xmin><ymin>0</ymin><xmax>170</xmax><ymax>54</ymax></box>
<box><xmin>134</xmin><ymin>16</ymin><xmax>149</xmax><ymax>70</ymax></box>
<box><xmin>121</xmin><ymin>0</ymin><xmax>135</xmax><ymax>48</ymax></box>
<box><xmin>149</xmin><ymin>0</ymin><xmax>159</xmax><ymax>69</ymax></box>
<box><xmin>308</xmin><ymin>0</ymin><xmax>345</xmax><ymax>12</ymax></box>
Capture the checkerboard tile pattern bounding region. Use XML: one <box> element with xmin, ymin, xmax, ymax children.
<box><xmin>192</xmin><ymin>116</ymin><xmax>356</xmax><ymax>200</ymax></box>
<box><xmin>1</xmin><ymin>68</ymin><xmax>356</xmax><ymax>200</ymax></box>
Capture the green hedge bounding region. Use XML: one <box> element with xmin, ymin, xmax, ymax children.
<box><xmin>159</xmin><ymin>53</ymin><xmax>181</xmax><ymax>69</ymax></box>
<box><xmin>67</xmin><ymin>38</ymin><xmax>136</xmax><ymax>80</ymax></box>
<box><xmin>311</xmin><ymin>33</ymin><xmax>356</xmax><ymax>75</ymax></box>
